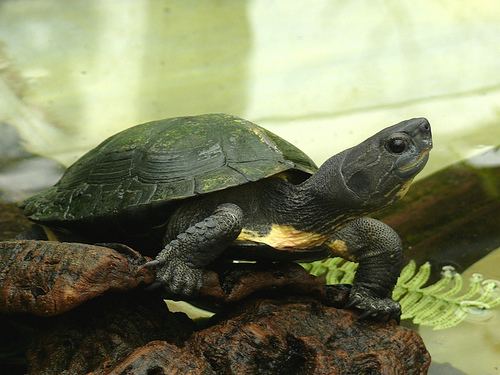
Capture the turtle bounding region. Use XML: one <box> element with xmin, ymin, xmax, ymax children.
<box><xmin>21</xmin><ymin>113</ymin><xmax>432</xmax><ymax>319</ymax></box>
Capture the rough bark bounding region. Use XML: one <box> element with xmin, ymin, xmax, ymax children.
<box><xmin>189</xmin><ymin>297</ymin><xmax>430</xmax><ymax>375</ymax></box>
<box><xmin>0</xmin><ymin>240</ymin><xmax>154</xmax><ymax>316</ymax></box>
<box><xmin>8</xmin><ymin>262</ymin><xmax>430</xmax><ymax>375</ymax></box>
<box><xmin>92</xmin><ymin>296</ymin><xmax>430</xmax><ymax>375</ymax></box>
<box><xmin>96</xmin><ymin>341</ymin><xmax>215</xmax><ymax>375</ymax></box>
<box><xmin>198</xmin><ymin>262</ymin><xmax>341</xmax><ymax>305</ymax></box>
<box><xmin>25</xmin><ymin>292</ymin><xmax>195</xmax><ymax>375</ymax></box>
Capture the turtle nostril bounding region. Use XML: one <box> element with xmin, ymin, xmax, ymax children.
<box><xmin>419</xmin><ymin>120</ymin><xmax>430</xmax><ymax>132</ymax></box>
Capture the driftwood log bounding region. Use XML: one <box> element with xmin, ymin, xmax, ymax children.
<box><xmin>93</xmin><ymin>297</ymin><xmax>431</xmax><ymax>375</ymax></box>
<box><xmin>24</xmin><ymin>292</ymin><xmax>196</xmax><ymax>375</ymax></box>
<box><xmin>378</xmin><ymin>152</ymin><xmax>499</xmax><ymax>276</ymax></box>
<box><xmin>0</xmin><ymin>241</ymin><xmax>430</xmax><ymax>374</ymax></box>
<box><xmin>22</xmin><ymin>292</ymin><xmax>430</xmax><ymax>375</ymax></box>
<box><xmin>0</xmin><ymin>240</ymin><xmax>153</xmax><ymax>316</ymax></box>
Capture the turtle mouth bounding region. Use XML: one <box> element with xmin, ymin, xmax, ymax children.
<box><xmin>396</xmin><ymin>150</ymin><xmax>430</xmax><ymax>178</ymax></box>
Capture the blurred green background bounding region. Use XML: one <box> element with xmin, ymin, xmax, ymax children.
<box><xmin>0</xmin><ymin>1</ymin><xmax>499</xmax><ymax>374</ymax></box>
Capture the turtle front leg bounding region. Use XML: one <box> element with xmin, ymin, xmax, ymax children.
<box><xmin>328</xmin><ymin>217</ymin><xmax>403</xmax><ymax>321</ymax></box>
<box><xmin>145</xmin><ymin>203</ymin><xmax>243</xmax><ymax>296</ymax></box>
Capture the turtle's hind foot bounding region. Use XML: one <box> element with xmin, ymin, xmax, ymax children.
<box><xmin>346</xmin><ymin>285</ymin><xmax>401</xmax><ymax>323</ymax></box>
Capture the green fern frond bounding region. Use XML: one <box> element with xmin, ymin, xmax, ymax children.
<box><xmin>300</xmin><ymin>258</ymin><xmax>500</xmax><ymax>330</ymax></box>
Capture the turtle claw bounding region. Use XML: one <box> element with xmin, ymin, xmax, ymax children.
<box><xmin>143</xmin><ymin>259</ymin><xmax>161</xmax><ymax>268</ymax></box>
<box><xmin>154</xmin><ymin>257</ymin><xmax>203</xmax><ymax>297</ymax></box>
<box><xmin>344</xmin><ymin>300</ymin><xmax>356</xmax><ymax>309</ymax></box>
<box><xmin>346</xmin><ymin>285</ymin><xmax>401</xmax><ymax>323</ymax></box>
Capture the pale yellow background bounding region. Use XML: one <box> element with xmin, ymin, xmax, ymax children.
<box><xmin>1</xmin><ymin>1</ymin><xmax>499</xmax><ymax>176</ymax></box>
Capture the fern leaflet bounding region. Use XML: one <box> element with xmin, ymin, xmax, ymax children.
<box><xmin>300</xmin><ymin>258</ymin><xmax>500</xmax><ymax>330</ymax></box>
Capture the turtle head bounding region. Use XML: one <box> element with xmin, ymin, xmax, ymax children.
<box><xmin>305</xmin><ymin>117</ymin><xmax>432</xmax><ymax>213</ymax></box>
<box><xmin>337</xmin><ymin>117</ymin><xmax>432</xmax><ymax>210</ymax></box>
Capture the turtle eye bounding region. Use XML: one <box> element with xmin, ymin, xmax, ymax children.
<box><xmin>386</xmin><ymin>138</ymin><xmax>407</xmax><ymax>154</ymax></box>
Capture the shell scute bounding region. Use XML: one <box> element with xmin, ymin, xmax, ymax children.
<box><xmin>23</xmin><ymin>114</ymin><xmax>317</xmax><ymax>223</ymax></box>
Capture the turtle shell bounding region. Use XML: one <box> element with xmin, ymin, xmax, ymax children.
<box><xmin>23</xmin><ymin>114</ymin><xmax>317</xmax><ymax>223</ymax></box>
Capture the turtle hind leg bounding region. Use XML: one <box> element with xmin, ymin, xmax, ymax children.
<box><xmin>146</xmin><ymin>203</ymin><xmax>244</xmax><ymax>297</ymax></box>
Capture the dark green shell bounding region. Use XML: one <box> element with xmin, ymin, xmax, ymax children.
<box><xmin>23</xmin><ymin>114</ymin><xmax>318</xmax><ymax>222</ymax></box>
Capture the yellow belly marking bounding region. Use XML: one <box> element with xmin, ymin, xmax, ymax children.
<box><xmin>325</xmin><ymin>239</ymin><xmax>355</xmax><ymax>260</ymax></box>
<box><xmin>236</xmin><ymin>225</ymin><xmax>327</xmax><ymax>250</ymax></box>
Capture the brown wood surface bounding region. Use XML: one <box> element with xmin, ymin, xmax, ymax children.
<box><xmin>0</xmin><ymin>240</ymin><xmax>154</xmax><ymax>316</ymax></box>
<box><xmin>378</xmin><ymin>156</ymin><xmax>500</xmax><ymax>275</ymax></box>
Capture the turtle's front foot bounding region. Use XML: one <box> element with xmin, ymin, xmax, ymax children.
<box><xmin>145</xmin><ymin>246</ymin><xmax>204</xmax><ymax>296</ymax></box>
<box><xmin>145</xmin><ymin>203</ymin><xmax>244</xmax><ymax>296</ymax></box>
<box><xmin>157</xmin><ymin>257</ymin><xmax>203</xmax><ymax>296</ymax></box>
<box><xmin>346</xmin><ymin>285</ymin><xmax>401</xmax><ymax>322</ymax></box>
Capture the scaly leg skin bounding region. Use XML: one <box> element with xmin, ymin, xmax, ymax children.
<box><xmin>331</xmin><ymin>217</ymin><xmax>403</xmax><ymax>322</ymax></box>
<box><xmin>145</xmin><ymin>203</ymin><xmax>243</xmax><ymax>296</ymax></box>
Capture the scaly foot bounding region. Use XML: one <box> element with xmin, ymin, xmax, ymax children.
<box><xmin>346</xmin><ymin>285</ymin><xmax>401</xmax><ymax>322</ymax></box>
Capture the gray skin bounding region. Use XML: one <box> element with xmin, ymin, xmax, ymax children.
<box><xmin>146</xmin><ymin>118</ymin><xmax>432</xmax><ymax>320</ymax></box>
